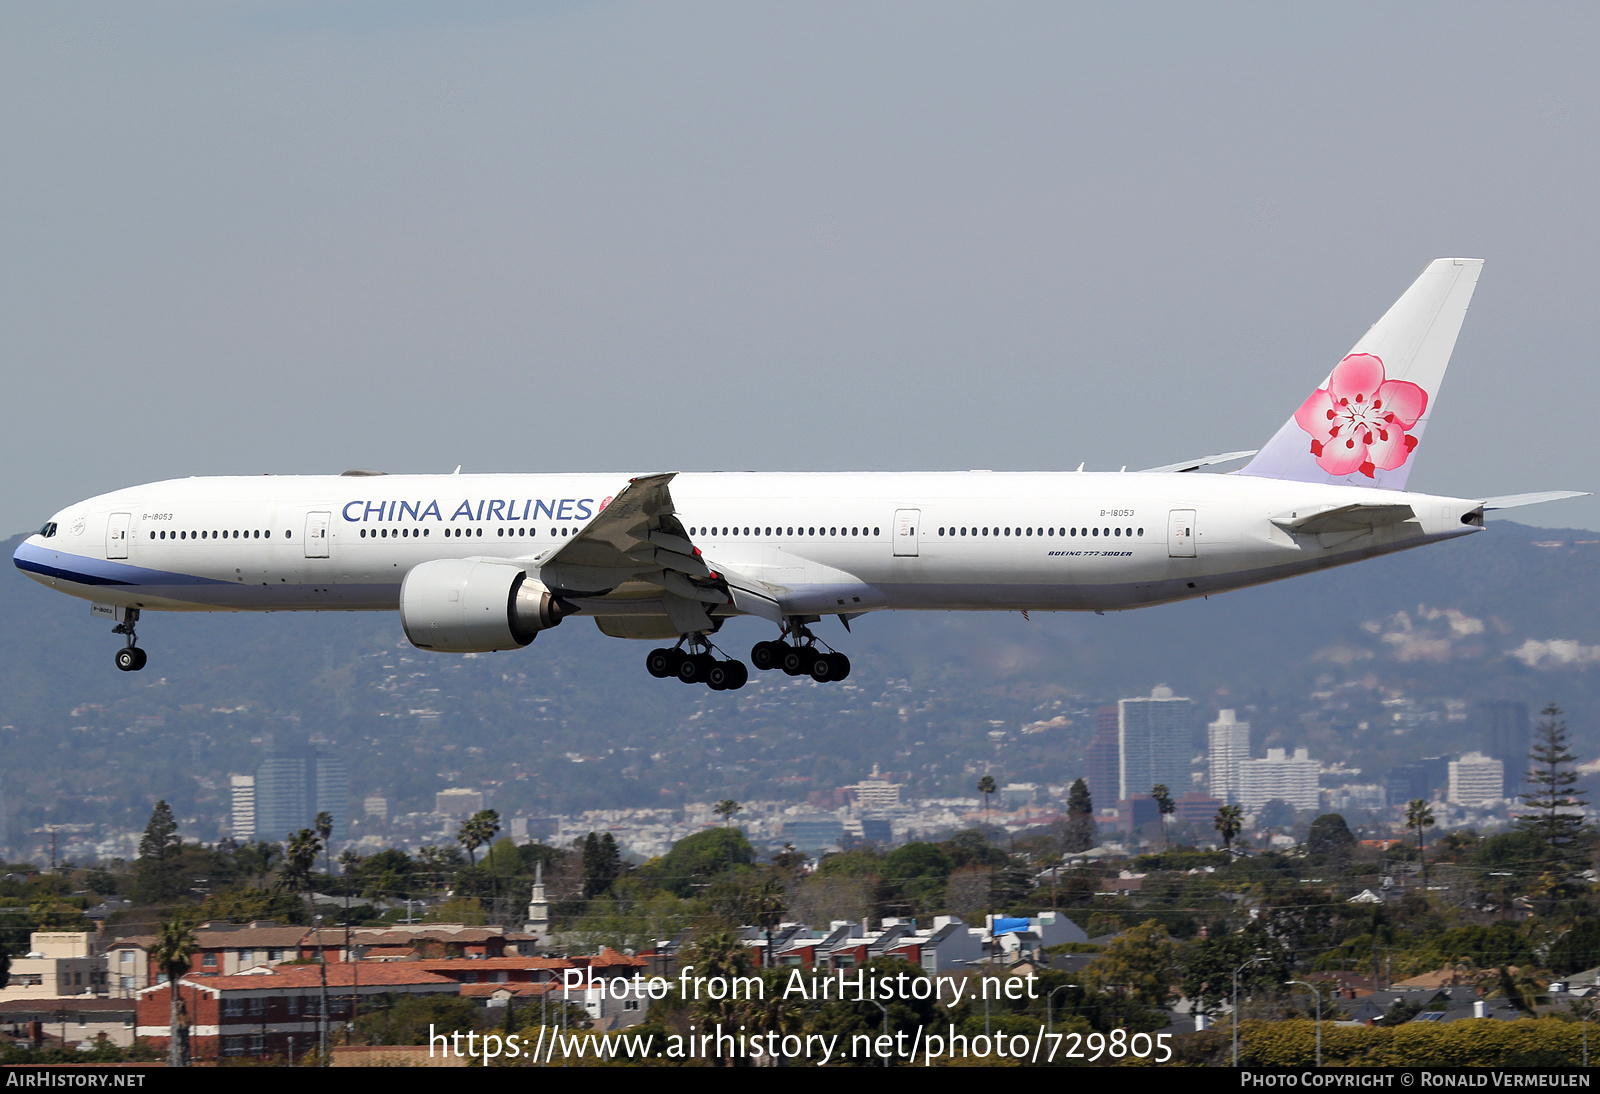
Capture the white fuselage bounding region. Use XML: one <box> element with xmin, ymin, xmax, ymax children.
<box><xmin>15</xmin><ymin>471</ymin><xmax>1483</xmax><ymax>628</ymax></box>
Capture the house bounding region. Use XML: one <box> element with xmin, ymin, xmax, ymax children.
<box><xmin>136</xmin><ymin>963</ymin><xmax>458</xmax><ymax>1059</ymax></box>
<box><xmin>0</xmin><ymin>933</ymin><xmax>108</xmax><ymax>1002</ymax></box>
<box><xmin>0</xmin><ymin>998</ymin><xmax>137</xmax><ymax>1049</ymax></box>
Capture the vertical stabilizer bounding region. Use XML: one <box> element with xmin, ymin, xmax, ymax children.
<box><xmin>1239</xmin><ymin>258</ymin><xmax>1483</xmax><ymax>490</ymax></box>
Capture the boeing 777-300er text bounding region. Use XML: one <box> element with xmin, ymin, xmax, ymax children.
<box><xmin>15</xmin><ymin>259</ymin><xmax>1587</xmax><ymax>689</ymax></box>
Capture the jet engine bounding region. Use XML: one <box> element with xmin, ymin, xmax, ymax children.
<box><xmin>399</xmin><ymin>559</ymin><xmax>570</xmax><ymax>652</ymax></box>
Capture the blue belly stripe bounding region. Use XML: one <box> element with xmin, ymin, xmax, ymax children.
<box><xmin>12</xmin><ymin>542</ymin><xmax>232</xmax><ymax>587</ymax></box>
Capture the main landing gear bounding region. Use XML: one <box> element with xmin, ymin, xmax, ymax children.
<box><xmin>750</xmin><ymin>621</ymin><xmax>850</xmax><ymax>683</ymax></box>
<box><xmin>113</xmin><ymin>609</ymin><xmax>147</xmax><ymax>672</ymax></box>
<box><xmin>645</xmin><ymin>634</ymin><xmax>749</xmax><ymax>691</ymax></box>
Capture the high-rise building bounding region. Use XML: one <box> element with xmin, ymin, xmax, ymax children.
<box><xmin>1238</xmin><ymin>748</ymin><xmax>1320</xmax><ymax>813</ymax></box>
<box><xmin>1118</xmin><ymin>687</ymin><xmax>1193</xmax><ymax>802</ymax></box>
<box><xmin>1384</xmin><ymin>757</ymin><xmax>1450</xmax><ymax>806</ymax></box>
<box><xmin>1083</xmin><ymin>706</ymin><xmax>1121</xmax><ymax>808</ymax></box>
<box><xmin>1207</xmin><ymin>709</ymin><xmax>1251</xmax><ymax>804</ymax></box>
<box><xmin>1449</xmin><ymin>752</ymin><xmax>1505</xmax><ymax>807</ymax></box>
<box><xmin>1478</xmin><ymin>701</ymin><xmax>1529</xmax><ymax>792</ymax></box>
<box><xmin>254</xmin><ymin>748</ymin><xmax>349</xmax><ymax>845</ymax></box>
<box><xmin>229</xmin><ymin>775</ymin><xmax>256</xmax><ymax>843</ymax></box>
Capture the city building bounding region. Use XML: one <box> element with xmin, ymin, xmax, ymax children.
<box><xmin>0</xmin><ymin>933</ymin><xmax>106</xmax><ymax>1002</ymax></box>
<box><xmin>229</xmin><ymin>775</ymin><xmax>255</xmax><ymax>843</ymax></box>
<box><xmin>1115</xmin><ymin>795</ymin><xmax>1162</xmax><ymax>837</ymax></box>
<box><xmin>1478</xmin><ymin>701</ymin><xmax>1529</xmax><ymax>791</ymax></box>
<box><xmin>1083</xmin><ymin>706</ymin><xmax>1121</xmax><ymax>808</ymax></box>
<box><xmin>1000</xmin><ymin>783</ymin><xmax>1040</xmax><ymax>809</ymax></box>
<box><xmin>1118</xmin><ymin>687</ymin><xmax>1193</xmax><ymax>801</ymax></box>
<box><xmin>434</xmin><ymin>788</ymin><xmax>484</xmax><ymax>818</ymax></box>
<box><xmin>1207</xmin><ymin>709</ymin><xmax>1251</xmax><ymax>804</ymax></box>
<box><xmin>1385</xmin><ymin>757</ymin><xmax>1451</xmax><ymax>806</ymax></box>
<box><xmin>1238</xmin><ymin>748</ymin><xmax>1320</xmax><ymax>813</ymax></box>
<box><xmin>1172</xmin><ymin>791</ymin><xmax>1224</xmax><ymax>827</ymax></box>
<box><xmin>847</xmin><ymin>766</ymin><xmax>902</xmax><ymax>809</ymax></box>
<box><xmin>782</xmin><ymin>814</ymin><xmax>845</xmax><ymax>850</ymax></box>
<box><xmin>136</xmin><ymin>965</ymin><xmax>459</xmax><ymax>1059</ymax></box>
<box><xmin>1448</xmin><ymin>752</ymin><xmax>1505</xmax><ymax>808</ymax></box>
<box><xmin>362</xmin><ymin>794</ymin><xmax>388</xmax><ymax>821</ymax></box>
<box><xmin>0</xmin><ymin>999</ymin><xmax>137</xmax><ymax>1050</ymax></box>
<box><xmin>254</xmin><ymin>747</ymin><xmax>349</xmax><ymax>844</ymax></box>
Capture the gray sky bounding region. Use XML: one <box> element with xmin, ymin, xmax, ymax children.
<box><xmin>4</xmin><ymin>2</ymin><xmax>1598</xmax><ymax>534</ymax></box>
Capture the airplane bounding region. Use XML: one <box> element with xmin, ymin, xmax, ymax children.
<box><xmin>14</xmin><ymin>258</ymin><xmax>1586</xmax><ymax>690</ymax></box>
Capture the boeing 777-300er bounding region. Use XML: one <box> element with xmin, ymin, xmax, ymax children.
<box><xmin>14</xmin><ymin>258</ymin><xmax>1587</xmax><ymax>689</ymax></box>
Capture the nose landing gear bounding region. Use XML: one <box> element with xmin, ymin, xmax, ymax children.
<box><xmin>645</xmin><ymin>633</ymin><xmax>747</xmax><ymax>690</ymax></box>
<box><xmin>113</xmin><ymin>609</ymin><xmax>147</xmax><ymax>672</ymax></box>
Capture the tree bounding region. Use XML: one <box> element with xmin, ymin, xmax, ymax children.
<box><xmin>1151</xmin><ymin>784</ymin><xmax>1175</xmax><ymax>849</ymax></box>
<box><xmin>1306</xmin><ymin>814</ymin><xmax>1356</xmax><ymax>861</ymax></box>
<box><xmin>581</xmin><ymin>832</ymin><xmax>623</xmax><ymax>899</ymax></box>
<box><xmin>1406</xmin><ymin>800</ymin><xmax>1436</xmax><ymax>887</ymax></box>
<box><xmin>1065</xmin><ymin>778</ymin><xmax>1097</xmax><ymax>853</ymax></box>
<box><xmin>714</xmin><ymin>800</ymin><xmax>742</xmax><ymax>828</ymax></box>
<box><xmin>283</xmin><ymin>828</ymin><xmax>323</xmax><ymax>922</ymax></box>
<box><xmin>1084</xmin><ymin>918</ymin><xmax>1178</xmax><ymax>1024</ymax></box>
<box><xmin>1517</xmin><ymin>704</ymin><xmax>1590</xmax><ymax>870</ymax></box>
<box><xmin>134</xmin><ymin>801</ymin><xmax>184</xmax><ymax>904</ymax></box>
<box><xmin>977</xmin><ymin>775</ymin><xmax>996</xmax><ymax>818</ymax></box>
<box><xmin>151</xmin><ymin>917</ymin><xmax>197</xmax><ymax>1067</ymax></box>
<box><xmin>457</xmin><ymin>810</ymin><xmax>501</xmax><ymax>869</ymax></box>
<box><xmin>1214</xmin><ymin>804</ymin><xmax>1244</xmax><ymax>852</ymax></box>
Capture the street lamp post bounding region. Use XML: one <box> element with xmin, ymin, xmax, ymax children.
<box><xmin>1232</xmin><ymin>957</ymin><xmax>1266</xmax><ymax>1067</ymax></box>
<box><xmin>1047</xmin><ymin>984</ymin><xmax>1075</xmax><ymax>1035</ymax></box>
<box><xmin>1285</xmin><ymin>980</ymin><xmax>1322</xmax><ymax>1067</ymax></box>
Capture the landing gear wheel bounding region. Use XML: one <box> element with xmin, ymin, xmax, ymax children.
<box><xmin>807</xmin><ymin>650</ymin><xmax>836</xmax><ymax>682</ymax></box>
<box><xmin>115</xmin><ymin>647</ymin><xmax>144</xmax><ymax>672</ymax></box>
<box><xmin>709</xmin><ymin>660</ymin><xmax>747</xmax><ymax>690</ymax></box>
<box><xmin>677</xmin><ymin>653</ymin><xmax>713</xmax><ymax>684</ymax></box>
<box><xmin>825</xmin><ymin>652</ymin><xmax>850</xmax><ymax>680</ymax></box>
<box><xmin>780</xmin><ymin>645</ymin><xmax>807</xmax><ymax>676</ymax></box>
<box><xmin>750</xmin><ymin>641</ymin><xmax>781</xmax><ymax>671</ymax></box>
<box><xmin>646</xmin><ymin>647</ymin><xmax>678</xmax><ymax>678</ymax></box>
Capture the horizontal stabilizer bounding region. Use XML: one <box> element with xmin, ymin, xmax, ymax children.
<box><xmin>1138</xmin><ymin>450</ymin><xmax>1257</xmax><ymax>474</ymax></box>
<box><xmin>1271</xmin><ymin>503</ymin><xmax>1415</xmax><ymax>536</ymax></box>
<box><xmin>1480</xmin><ymin>490</ymin><xmax>1590</xmax><ymax>511</ymax></box>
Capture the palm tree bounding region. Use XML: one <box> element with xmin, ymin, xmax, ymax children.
<box><xmin>714</xmin><ymin>800</ymin><xmax>742</xmax><ymax>827</ymax></box>
<box><xmin>1151</xmin><ymin>784</ymin><xmax>1175</xmax><ymax>849</ymax></box>
<box><xmin>977</xmin><ymin>775</ymin><xmax>996</xmax><ymax>818</ymax></box>
<box><xmin>1214</xmin><ymin>804</ymin><xmax>1244</xmax><ymax>853</ymax></box>
<box><xmin>457</xmin><ymin>810</ymin><xmax>501</xmax><ymax>868</ymax></box>
<box><xmin>1406</xmin><ymin>799</ymin><xmax>1436</xmax><ymax>888</ymax></box>
<box><xmin>151</xmin><ymin>917</ymin><xmax>197</xmax><ymax>1067</ymax></box>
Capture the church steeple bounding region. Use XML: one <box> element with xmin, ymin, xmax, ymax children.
<box><xmin>524</xmin><ymin>859</ymin><xmax>549</xmax><ymax>943</ymax></box>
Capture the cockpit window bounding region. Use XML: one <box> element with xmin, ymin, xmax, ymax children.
<box><xmin>38</xmin><ymin>522</ymin><xmax>57</xmax><ymax>538</ymax></box>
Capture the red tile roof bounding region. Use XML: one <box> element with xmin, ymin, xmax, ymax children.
<box><xmin>147</xmin><ymin>965</ymin><xmax>456</xmax><ymax>994</ymax></box>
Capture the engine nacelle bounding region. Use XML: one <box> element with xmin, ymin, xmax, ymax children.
<box><xmin>400</xmin><ymin>559</ymin><xmax>569</xmax><ymax>652</ymax></box>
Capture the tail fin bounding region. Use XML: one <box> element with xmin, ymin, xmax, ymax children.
<box><xmin>1239</xmin><ymin>258</ymin><xmax>1483</xmax><ymax>490</ymax></box>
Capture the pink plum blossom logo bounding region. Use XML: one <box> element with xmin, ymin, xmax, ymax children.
<box><xmin>1292</xmin><ymin>353</ymin><xmax>1428</xmax><ymax>478</ymax></box>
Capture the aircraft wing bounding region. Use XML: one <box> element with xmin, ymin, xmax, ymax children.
<box><xmin>1138</xmin><ymin>450</ymin><xmax>1257</xmax><ymax>474</ymax></box>
<box><xmin>528</xmin><ymin>473</ymin><xmax>784</xmax><ymax>626</ymax></box>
